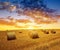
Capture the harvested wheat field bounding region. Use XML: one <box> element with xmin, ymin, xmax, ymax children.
<box><xmin>0</xmin><ymin>29</ymin><xmax>60</xmax><ymax>50</ymax></box>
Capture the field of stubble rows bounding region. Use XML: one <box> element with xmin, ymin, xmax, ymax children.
<box><xmin>0</xmin><ymin>29</ymin><xmax>60</xmax><ymax>50</ymax></box>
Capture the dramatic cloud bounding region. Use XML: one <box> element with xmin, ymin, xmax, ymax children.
<box><xmin>18</xmin><ymin>0</ymin><xmax>55</xmax><ymax>13</ymax></box>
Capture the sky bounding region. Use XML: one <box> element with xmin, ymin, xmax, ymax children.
<box><xmin>0</xmin><ymin>0</ymin><xmax>60</xmax><ymax>30</ymax></box>
<box><xmin>0</xmin><ymin>0</ymin><xmax>60</xmax><ymax>17</ymax></box>
<box><xmin>45</xmin><ymin>0</ymin><xmax>60</xmax><ymax>14</ymax></box>
<box><xmin>0</xmin><ymin>0</ymin><xmax>60</xmax><ymax>14</ymax></box>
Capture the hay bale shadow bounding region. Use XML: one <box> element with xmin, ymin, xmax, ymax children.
<box><xmin>42</xmin><ymin>30</ymin><xmax>49</xmax><ymax>34</ymax></box>
<box><xmin>19</xmin><ymin>32</ymin><xmax>22</xmax><ymax>33</ymax></box>
<box><xmin>51</xmin><ymin>30</ymin><xmax>56</xmax><ymax>34</ymax></box>
<box><xmin>7</xmin><ymin>32</ymin><xmax>16</xmax><ymax>40</ymax></box>
<box><xmin>30</xmin><ymin>33</ymin><xmax>39</xmax><ymax>39</ymax></box>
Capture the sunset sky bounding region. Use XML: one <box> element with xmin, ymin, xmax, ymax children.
<box><xmin>0</xmin><ymin>0</ymin><xmax>60</xmax><ymax>15</ymax></box>
<box><xmin>0</xmin><ymin>0</ymin><xmax>60</xmax><ymax>30</ymax></box>
<box><xmin>45</xmin><ymin>0</ymin><xmax>60</xmax><ymax>14</ymax></box>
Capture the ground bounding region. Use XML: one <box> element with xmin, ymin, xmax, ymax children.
<box><xmin>0</xmin><ymin>29</ymin><xmax>60</xmax><ymax>50</ymax></box>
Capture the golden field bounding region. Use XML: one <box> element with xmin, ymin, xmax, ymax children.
<box><xmin>0</xmin><ymin>29</ymin><xmax>60</xmax><ymax>50</ymax></box>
